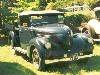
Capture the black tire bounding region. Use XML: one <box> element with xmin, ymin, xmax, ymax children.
<box><xmin>82</xmin><ymin>28</ymin><xmax>91</xmax><ymax>37</ymax></box>
<box><xmin>83</xmin><ymin>44</ymin><xmax>93</xmax><ymax>55</ymax></box>
<box><xmin>8</xmin><ymin>35</ymin><xmax>13</xmax><ymax>46</ymax></box>
<box><xmin>32</xmin><ymin>48</ymin><xmax>45</xmax><ymax>71</ymax></box>
<box><xmin>83</xmin><ymin>51</ymin><xmax>93</xmax><ymax>55</ymax></box>
<box><xmin>8</xmin><ymin>34</ymin><xmax>19</xmax><ymax>55</ymax></box>
<box><xmin>9</xmin><ymin>36</ymin><xmax>19</xmax><ymax>55</ymax></box>
<box><xmin>8</xmin><ymin>31</ymin><xmax>14</xmax><ymax>47</ymax></box>
<box><xmin>14</xmin><ymin>50</ymin><xmax>20</xmax><ymax>55</ymax></box>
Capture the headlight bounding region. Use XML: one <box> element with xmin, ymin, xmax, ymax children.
<box><xmin>45</xmin><ymin>42</ymin><xmax>51</xmax><ymax>49</ymax></box>
<box><xmin>88</xmin><ymin>38</ymin><xmax>93</xmax><ymax>44</ymax></box>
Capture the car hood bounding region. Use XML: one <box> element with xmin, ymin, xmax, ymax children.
<box><xmin>31</xmin><ymin>24</ymin><xmax>71</xmax><ymax>34</ymax></box>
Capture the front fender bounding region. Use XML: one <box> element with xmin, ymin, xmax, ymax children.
<box><xmin>70</xmin><ymin>33</ymin><xmax>94</xmax><ymax>53</ymax></box>
<box><xmin>27</xmin><ymin>37</ymin><xmax>46</xmax><ymax>59</ymax></box>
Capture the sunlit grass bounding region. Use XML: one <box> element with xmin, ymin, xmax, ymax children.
<box><xmin>0</xmin><ymin>44</ymin><xmax>100</xmax><ymax>75</ymax></box>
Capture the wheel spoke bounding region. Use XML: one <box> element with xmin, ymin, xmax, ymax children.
<box><xmin>32</xmin><ymin>48</ymin><xmax>45</xmax><ymax>70</ymax></box>
<box><xmin>33</xmin><ymin>49</ymin><xmax>40</xmax><ymax>68</ymax></box>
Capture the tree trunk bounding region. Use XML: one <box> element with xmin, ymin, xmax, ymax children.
<box><xmin>0</xmin><ymin>1</ymin><xmax>2</xmax><ymax>28</ymax></box>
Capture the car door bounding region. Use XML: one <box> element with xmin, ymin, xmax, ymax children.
<box><xmin>19</xmin><ymin>26</ymin><xmax>32</xmax><ymax>50</ymax></box>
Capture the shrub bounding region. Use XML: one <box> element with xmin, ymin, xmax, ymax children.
<box><xmin>64</xmin><ymin>14</ymin><xmax>92</xmax><ymax>33</ymax></box>
<box><xmin>45</xmin><ymin>0</ymin><xmax>72</xmax><ymax>10</ymax></box>
<box><xmin>64</xmin><ymin>14</ymin><xmax>90</xmax><ymax>27</ymax></box>
<box><xmin>90</xmin><ymin>0</ymin><xmax>100</xmax><ymax>9</ymax></box>
<box><xmin>45</xmin><ymin>2</ymin><xmax>55</xmax><ymax>10</ymax></box>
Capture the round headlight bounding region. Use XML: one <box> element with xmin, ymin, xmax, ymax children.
<box><xmin>88</xmin><ymin>38</ymin><xmax>93</xmax><ymax>44</ymax></box>
<box><xmin>45</xmin><ymin>42</ymin><xmax>51</xmax><ymax>49</ymax></box>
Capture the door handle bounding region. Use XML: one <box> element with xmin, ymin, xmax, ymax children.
<box><xmin>20</xmin><ymin>31</ymin><xmax>23</xmax><ymax>33</ymax></box>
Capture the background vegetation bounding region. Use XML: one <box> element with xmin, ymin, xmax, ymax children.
<box><xmin>0</xmin><ymin>0</ymin><xmax>100</xmax><ymax>27</ymax></box>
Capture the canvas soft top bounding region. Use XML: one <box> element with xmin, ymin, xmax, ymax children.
<box><xmin>19</xmin><ymin>10</ymin><xmax>64</xmax><ymax>16</ymax></box>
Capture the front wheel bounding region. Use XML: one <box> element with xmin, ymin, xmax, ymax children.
<box><xmin>32</xmin><ymin>48</ymin><xmax>45</xmax><ymax>70</ymax></box>
<box><xmin>8</xmin><ymin>31</ymin><xmax>15</xmax><ymax>47</ymax></box>
<box><xmin>83</xmin><ymin>50</ymin><xmax>93</xmax><ymax>55</ymax></box>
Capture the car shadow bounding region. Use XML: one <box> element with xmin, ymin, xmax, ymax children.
<box><xmin>45</xmin><ymin>56</ymin><xmax>100</xmax><ymax>75</ymax></box>
<box><xmin>95</xmin><ymin>41</ymin><xmax>100</xmax><ymax>44</ymax></box>
<box><xmin>0</xmin><ymin>62</ymin><xmax>36</xmax><ymax>75</ymax></box>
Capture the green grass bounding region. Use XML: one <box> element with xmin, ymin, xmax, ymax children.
<box><xmin>0</xmin><ymin>45</ymin><xmax>100</xmax><ymax>75</ymax></box>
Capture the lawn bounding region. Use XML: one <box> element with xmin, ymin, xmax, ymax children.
<box><xmin>0</xmin><ymin>44</ymin><xmax>100</xmax><ymax>75</ymax></box>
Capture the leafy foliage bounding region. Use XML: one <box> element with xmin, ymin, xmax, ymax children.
<box><xmin>90</xmin><ymin>0</ymin><xmax>100</xmax><ymax>9</ymax></box>
<box><xmin>64</xmin><ymin>14</ymin><xmax>91</xmax><ymax>27</ymax></box>
<box><xmin>0</xmin><ymin>0</ymin><xmax>98</xmax><ymax>26</ymax></box>
<box><xmin>64</xmin><ymin>13</ymin><xmax>92</xmax><ymax>33</ymax></box>
<box><xmin>46</xmin><ymin>0</ymin><xmax>73</xmax><ymax>10</ymax></box>
<box><xmin>0</xmin><ymin>0</ymin><xmax>17</xmax><ymax>25</ymax></box>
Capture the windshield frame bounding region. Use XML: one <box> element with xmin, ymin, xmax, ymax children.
<box><xmin>30</xmin><ymin>14</ymin><xmax>64</xmax><ymax>26</ymax></box>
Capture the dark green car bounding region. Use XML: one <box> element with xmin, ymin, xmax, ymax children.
<box><xmin>9</xmin><ymin>10</ymin><xmax>94</xmax><ymax>70</ymax></box>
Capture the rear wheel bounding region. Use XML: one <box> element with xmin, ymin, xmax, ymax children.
<box><xmin>83</xmin><ymin>51</ymin><xmax>93</xmax><ymax>55</ymax></box>
<box><xmin>9</xmin><ymin>33</ymin><xmax>20</xmax><ymax>55</ymax></box>
<box><xmin>8</xmin><ymin>34</ymin><xmax>14</xmax><ymax>49</ymax></box>
<box><xmin>32</xmin><ymin>48</ymin><xmax>45</xmax><ymax>70</ymax></box>
<box><xmin>9</xmin><ymin>35</ymin><xmax>15</xmax><ymax>51</ymax></box>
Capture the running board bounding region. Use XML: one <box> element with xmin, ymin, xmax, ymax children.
<box><xmin>14</xmin><ymin>47</ymin><xmax>27</xmax><ymax>54</ymax></box>
<box><xmin>93</xmin><ymin>39</ymin><xmax>100</xmax><ymax>41</ymax></box>
<box><xmin>46</xmin><ymin>54</ymin><xmax>93</xmax><ymax>64</ymax></box>
<box><xmin>78</xmin><ymin>54</ymin><xmax>93</xmax><ymax>59</ymax></box>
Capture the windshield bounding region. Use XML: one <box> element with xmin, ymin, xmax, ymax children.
<box><xmin>30</xmin><ymin>15</ymin><xmax>64</xmax><ymax>26</ymax></box>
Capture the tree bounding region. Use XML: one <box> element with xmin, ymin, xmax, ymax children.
<box><xmin>47</xmin><ymin>0</ymin><xmax>56</xmax><ymax>3</ymax></box>
<box><xmin>91</xmin><ymin>0</ymin><xmax>100</xmax><ymax>9</ymax></box>
<box><xmin>0</xmin><ymin>0</ymin><xmax>17</xmax><ymax>26</ymax></box>
<box><xmin>38</xmin><ymin>0</ymin><xmax>47</xmax><ymax>10</ymax></box>
<box><xmin>0</xmin><ymin>1</ymin><xmax>2</xmax><ymax>27</ymax></box>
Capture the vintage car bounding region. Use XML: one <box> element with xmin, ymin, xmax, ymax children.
<box><xmin>81</xmin><ymin>7</ymin><xmax>100</xmax><ymax>41</ymax></box>
<box><xmin>8</xmin><ymin>10</ymin><xmax>94</xmax><ymax>70</ymax></box>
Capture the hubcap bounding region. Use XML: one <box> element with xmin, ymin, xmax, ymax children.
<box><xmin>33</xmin><ymin>49</ymin><xmax>40</xmax><ymax>68</ymax></box>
